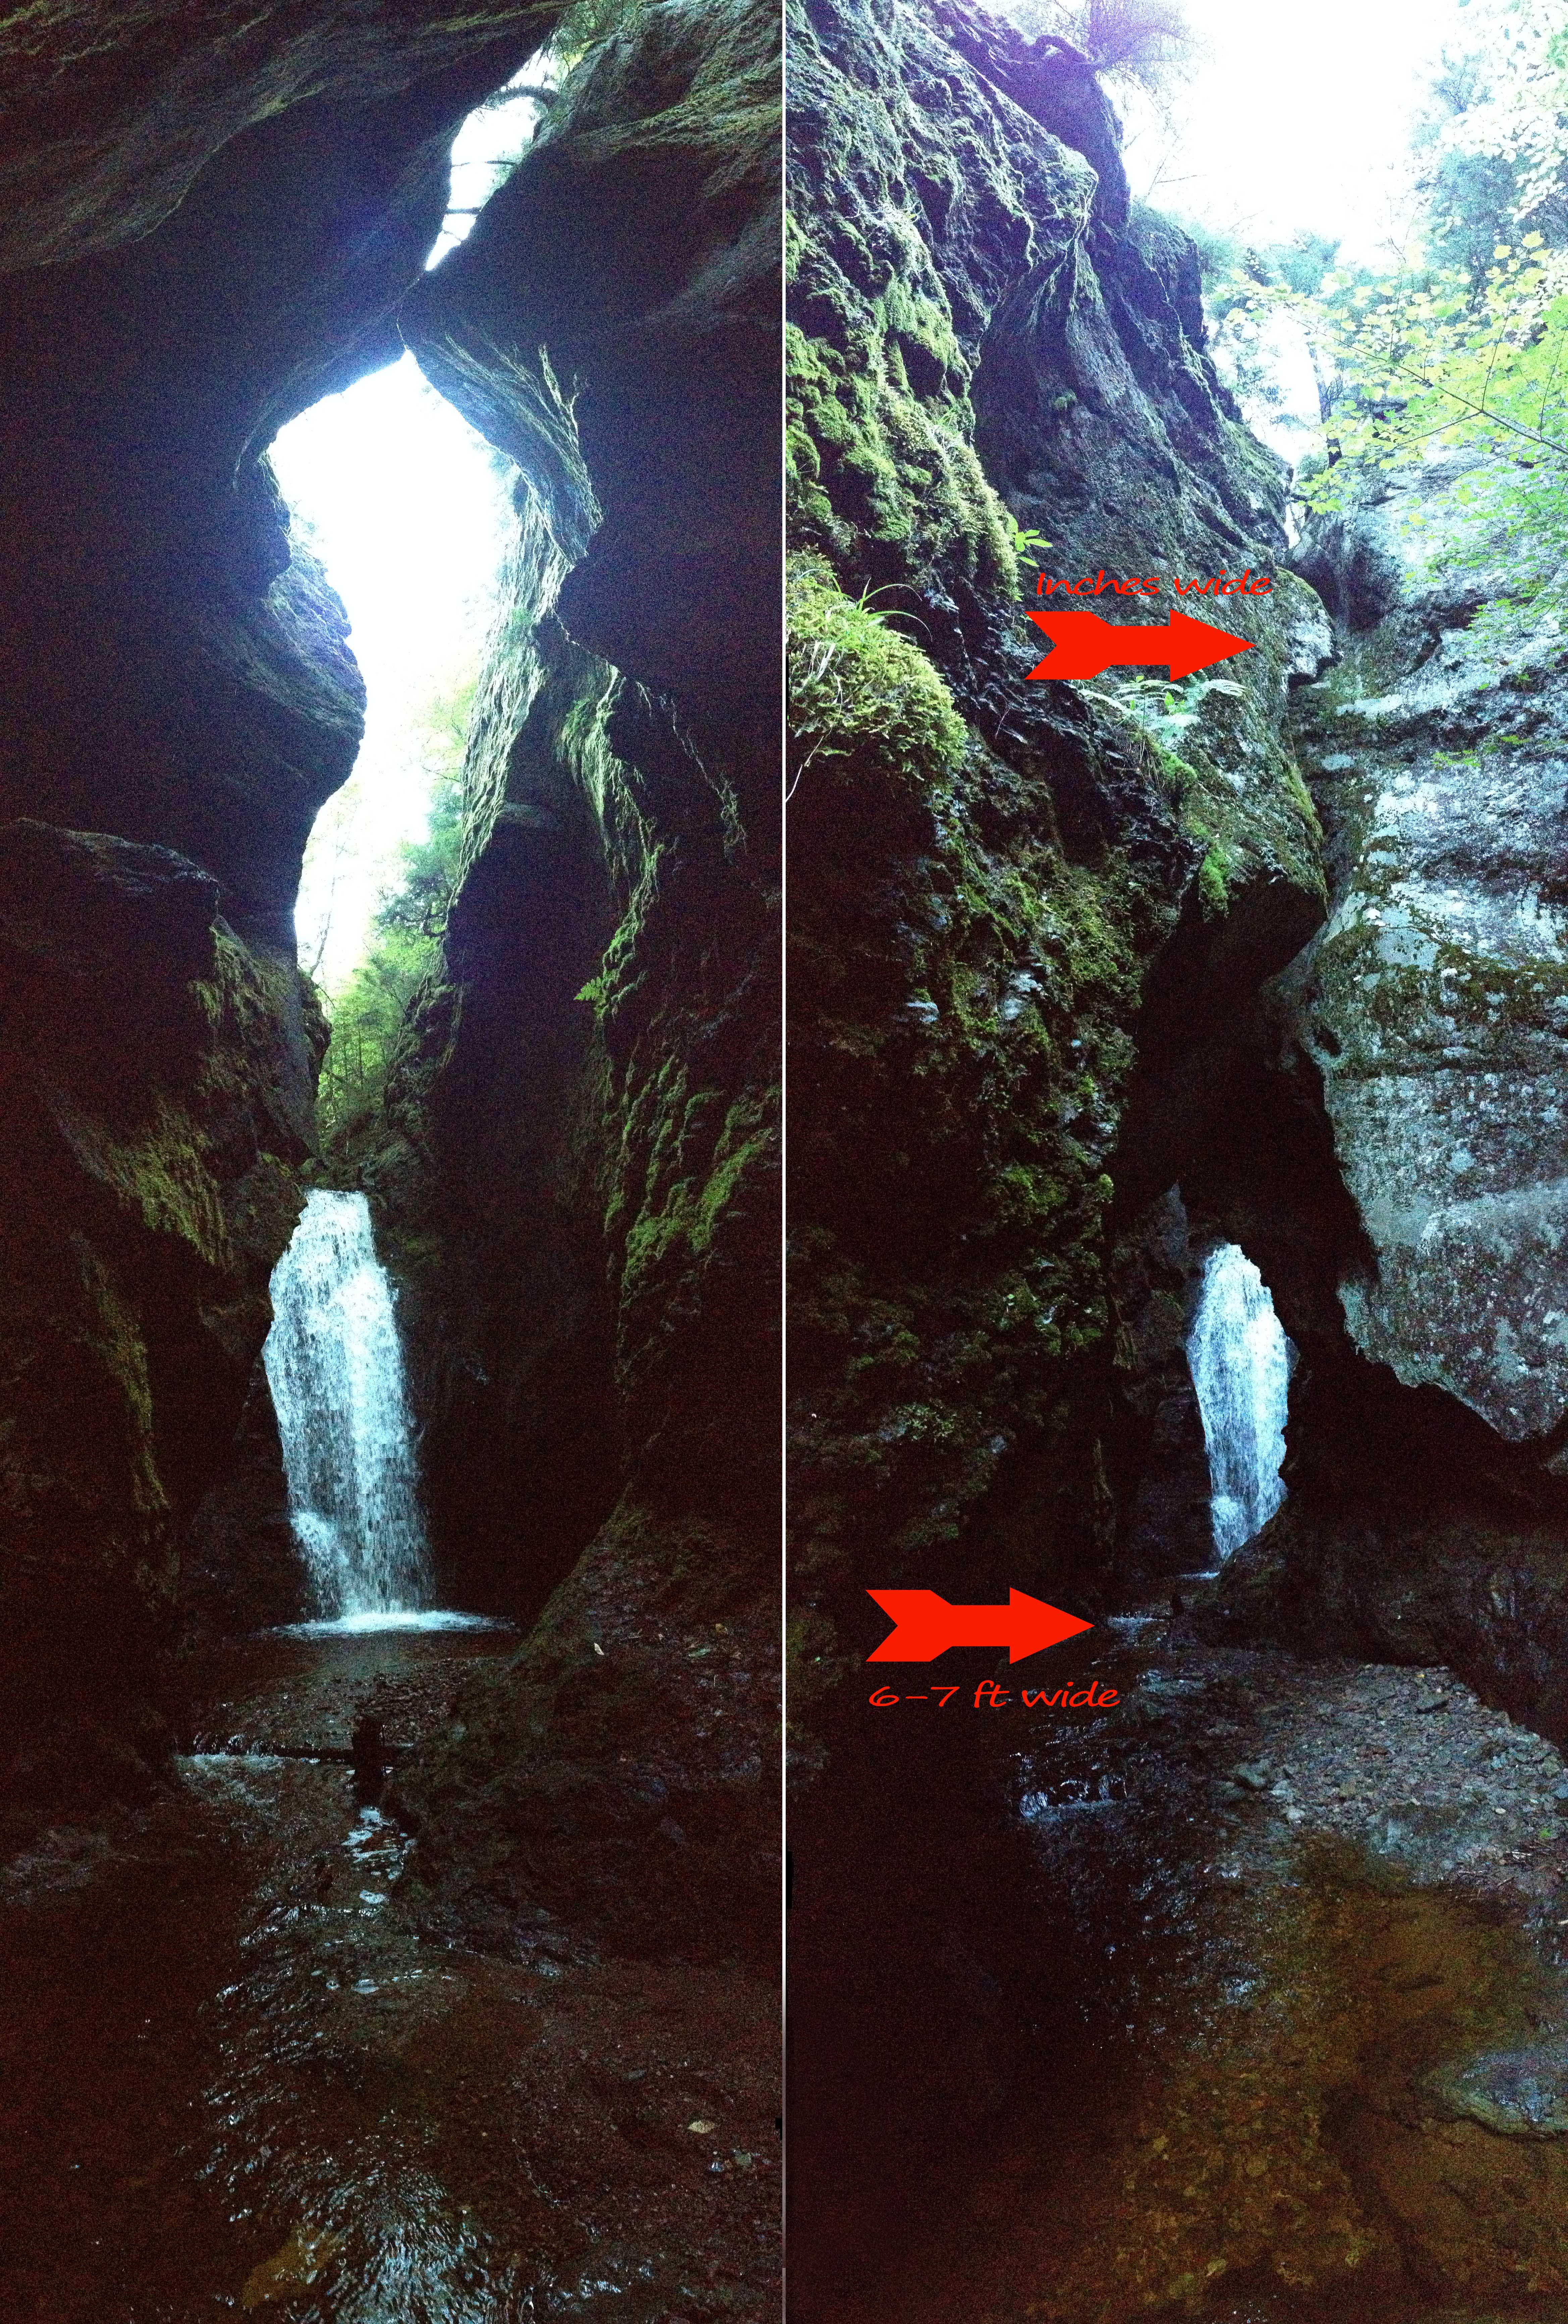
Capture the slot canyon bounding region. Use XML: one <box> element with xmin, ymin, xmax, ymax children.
<box><xmin>786</xmin><ymin>1</ymin><xmax>1568</xmax><ymax>2315</ymax></box>
<box><xmin>0</xmin><ymin>1</ymin><xmax>779</xmax><ymax>2314</ymax></box>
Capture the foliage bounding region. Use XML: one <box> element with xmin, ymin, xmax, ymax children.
<box><xmin>1233</xmin><ymin>240</ymin><xmax>1568</xmax><ymax>635</ymax></box>
<box><xmin>1200</xmin><ymin>0</ymin><xmax>1568</xmax><ymax>637</ymax></box>
<box><xmin>1082</xmin><ymin>673</ymin><xmax>1245</xmax><ymax>789</ymax></box>
<box><xmin>1001</xmin><ymin>0</ymin><xmax>1197</xmax><ymax>96</ymax></box>
<box><xmin>314</xmin><ymin>679</ymin><xmax>473</xmax><ymax>1153</ymax></box>
<box><xmin>545</xmin><ymin>0</ymin><xmax>649</xmax><ymax>69</ymax></box>
<box><xmin>1419</xmin><ymin>0</ymin><xmax>1568</xmax><ymax>238</ymax></box>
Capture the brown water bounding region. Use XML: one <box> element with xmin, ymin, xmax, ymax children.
<box><xmin>874</xmin><ymin>1841</ymin><xmax>1568</xmax><ymax>2323</ymax></box>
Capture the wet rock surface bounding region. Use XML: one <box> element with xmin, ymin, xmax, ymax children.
<box><xmin>1280</xmin><ymin>455</ymin><xmax>1568</xmax><ymax>1448</ymax></box>
<box><xmin>0</xmin><ymin>4</ymin><xmax>557</xmax><ymax>1795</ymax></box>
<box><xmin>795</xmin><ymin>1617</ymin><xmax>1568</xmax><ymax>2322</ymax></box>
<box><xmin>360</xmin><ymin>0</ymin><xmax>781</xmax><ymax>1985</ymax></box>
<box><xmin>786</xmin><ymin>0</ymin><xmax>1326</xmax><ymax>1728</ymax></box>
<box><xmin>0</xmin><ymin>1626</ymin><xmax>777</xmax><ymax>2321</ymax></box>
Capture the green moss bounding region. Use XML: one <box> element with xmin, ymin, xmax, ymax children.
<box><xmin>1198</xmin><ymin>842</ymin><xmax>1238</xmax><ymax>916</ymax></box>
<box><xmin>784</xmin><ymin>266</ymin><xmax>1014</xmax><ymax>594</ymax></box>
<box><xmin>79</xmin><ymin>1251</ymin><xmax>167</xmax><ymax>1520</ymax></box>
<box><xmin>787</xmin><ymin>554</ymin><xmax>966</xmax><ymax>800</ymax></box>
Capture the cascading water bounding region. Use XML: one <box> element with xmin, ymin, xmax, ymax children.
<box><xmin>263</xmin><ymin>1190</ymin><xmax>433</xmax><ymax>1620</ymax></box>
<box><xmin>1186</xmin><ymin>1243</ymin><xmax>1294</xmax><ymax>1561</ymax></box>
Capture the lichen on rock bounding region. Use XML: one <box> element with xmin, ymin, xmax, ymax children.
<box><xmin>1279</xmin><ymin>455</ymin><xmax>1568</xmax><ymax>1446</ymax></box>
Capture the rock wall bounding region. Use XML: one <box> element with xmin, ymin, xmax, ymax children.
<box><xmin>1193</xmin><ymin>455</ymin><xmax>1568</xmax><ymax>1735</ymax></box>
<box><xmin>371</xmin><ymin>0</ymin><xmax>783</xmax><ymax>1968</ymax></box>
<box><xmin>783</xmin><ymin>10</ymin><xmax>1341</xmax><ymax>2291</ymax></box>
<box><xmin>1286</xmin><ymin>458</ymin><xmax>1568</xmax><ymax>1448</ymax></box>
<box><xmin>785</xmin><ymin>0</ymin><xmax>1327</xmax><ymax>1721</ymax></box>
<box><xmin>0</xmin><ymin>12</ymin><xmax>572</xmax><ymax>1803</ymax></box>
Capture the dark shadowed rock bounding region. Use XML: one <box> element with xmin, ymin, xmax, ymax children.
<box><xmin>0</xmin><ymin>4</ymin><xmax>559</xmax><ymax>275</ymax></box>
<box><xmin>364</xmin><ymin>0</ymin><xmax>782</xmax><ymax>1974</ymax></box>
<box><xmin>785</xmin><ymin>0</ymin><xmax>1326</xmax><ymax>1712</ymax></box>
<box><xmin>0</xmin><ymin>6</ymin><xmax>571</xmax><ymax>1798</ymax></box>
<box><xmin>0</xmin><ymin>821</ymin><xmax>317</xmax><ymax>1804</ymax></box>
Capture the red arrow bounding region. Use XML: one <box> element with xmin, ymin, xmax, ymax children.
<box><xmin>1026</xmin><ymin>606</ymin><xmax>1254</xmax><ymax>682</ymax></box>
<box><xmin>866</xmin><ymin>1587</ymin><xmax>1094</xmax><ymax>1664</ymax></box>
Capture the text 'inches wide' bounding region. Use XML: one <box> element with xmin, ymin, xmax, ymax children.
<box><xmin>866</xmin><ymin>1588</ymin><xmax>1094</xmax><ymax>1663</ymax></box>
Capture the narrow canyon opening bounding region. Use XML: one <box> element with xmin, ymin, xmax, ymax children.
<box><xmin>1187</xmin><ymin>1240</ymin><xmax>1293</xmax><ymax>1569</ymax></box>
<box><xmin>0</xmin><ymin>1</ymin><xmax>781</xmax><ymax>2313</ymax></box>
<box><xmin>786</xmin><ymin>0</ymin><xmax>1568</xmax><ymax>2314</ymax></box>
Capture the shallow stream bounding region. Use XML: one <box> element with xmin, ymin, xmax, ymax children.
<box><xmin>0</xmin><ymin>1623</ymin><xmax>561</xmax><ymax>2321</ymax></box>
<box><xmin>798</xmin><ymin>1627</ymin><xmax>1568</xmax><ymax>2324</ymax></box>
<box><xmin>1</xmin><ymin>1613</ymin><xmax>774</xmax><ymax>2321</ymax></box>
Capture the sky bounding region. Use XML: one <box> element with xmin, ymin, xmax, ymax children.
<box><xmin>269</xmin><ymin>73</ymin><xmax>543</xmax><ymax>996</ymax></box>
<box><xmin>273</xmin><ymin>358</ymin><xmax>515</xmax><ymax>993</ymax></box>
<box><xmin>1108</xmin><ymin>0</ymin><xmax>1469</xmax><ymax>264</ymax></box>
<box><xmin>278</xmin><ymin>7</ymin><xmax>1478</xmax><ymax>995</ymax></box>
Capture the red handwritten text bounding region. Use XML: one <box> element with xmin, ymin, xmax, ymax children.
<box><xmin>869</xmin><ymin>1679</ymin><xmax>1120</xmax><ymax>1709</ymax></box>
<box><xmin>1035</xmin><ymin>569</ymin><xmax>1273</xmax><ymax>597</ymax></box>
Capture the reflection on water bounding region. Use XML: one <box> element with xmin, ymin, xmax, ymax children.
<box><xmin>277</xmin><ymin>1610</ymin><xmax>512</xmax><ymax>1638</ymax></box>
<box><xmin>813</xmin><ymin>1636</ymin><xmax>1568</xmax><ymax>2324</ymax></box>
<box><xmin>1001</xmin><ymin>1840</ymin><xmax>1567</xmax><ymax>2321</ymax></box>
<box><xmin>0</xmin><ymin>1619</ymin><xmax>777</xmax><ymax>2320</ymax></box>
<box><xmin>0</xmin><ymin>1625</ymin><xmax>539</xmax><ymax>2322</ymax></box>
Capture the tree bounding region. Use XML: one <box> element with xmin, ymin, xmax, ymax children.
<box><xmin>1002</xmin><ymin>0</ymin><xmax>1198</xmax><ymax>99</ymax></box>
<box><xmin>313</xmin><ymin>672</ymin><xmax>475</xmax><ymax>1155</ymax></box>
<box><xmin>1421</xmin><ymin>0</ymin><xmax>1568</xmax><ymax>239</ymax></box>
<box><xmin>1206</xmin><ymin>6</ymin><xmax>1568</xmax><ymax>645</ymax></box>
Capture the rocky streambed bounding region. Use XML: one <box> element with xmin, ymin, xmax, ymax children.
<box><xmin>0</xmin><ymin>1626</ymin><xmax>778</xmax><ymax>2322</ymax></box>
<box><xmin>798</xmin><ymin>1619</ymin><xmax>1568</xmax><ymax>2324</ymax></box>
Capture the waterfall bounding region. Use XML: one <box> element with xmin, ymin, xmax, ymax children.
<box><xmin>1187</xmin><ymin>1243</ymin><xmax>1294</xmax><ymax>1561</ymax></box>
<box><xmin>263</xmin><ymin>1191</ymin><xmax>433</xmax><ymax>1620</ymax></box>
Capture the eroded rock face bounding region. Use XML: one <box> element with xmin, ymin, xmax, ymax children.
<box><xmin>0</xmin><ymin>822</ymin><xmax>320</xmax><ymax>1798</ymax></box>
<box><xmin>1280</xmin><ymin>460</ymin><xmax>1568</xmax><ymax>1447</ymax></box>
<box><xmin>0</xmin><ymin>7</ymin><xmax>568</xmax><ymax>1795</ymax></box>
<box><xmin>0</xmin><ymin>4</ymin><xmax>556</xmax><ymax>275</ymax></box>
<box><xmin>368</xmin><ymin>0</ymin><xmax>782</xmax><ymax>1966</ymax></box>
<box><xmin>1183</xmin><ymin>456</ymin><xmax>1568</xmax><ymax>1734</ymax></box>
<box><xmin>785</xmin><ymin>0</ymin><xmax>1325</xmax><ymax>1709</ymax></box>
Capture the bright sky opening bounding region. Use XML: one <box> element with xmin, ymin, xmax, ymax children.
<box><xmin>271</xmin><ymin>356</ymin><xmax>515</xmax><ymax>996</ymax></box>
<box><xmin>270</xmin><ymin>63</ymin><xmax>547</xmax><ymax>998</ymax></box>
<box><xmin>278</xmin><ymin>9</ymin><xmax>1481</xmax><ymax>997</ymax></box>
<box><xmin>990</xmin><ymin>0</ymin><xmax>1470</xmax><ymax>264</ymax></box>
<box><xmin>1112</xmin><ymin>0</ymin><xmax>1469</xmax><ymax>263</ymax></box>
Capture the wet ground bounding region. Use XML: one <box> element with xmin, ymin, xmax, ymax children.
<box><xmin>800</xmin><ymin>1615</ymin><xmax>1568</xmax><ymax>2324</ymax></box>
<box><xmin>0</xmin><ymin>1624</ymin><xmax>778</xmax><ymax>2322</ymax></box>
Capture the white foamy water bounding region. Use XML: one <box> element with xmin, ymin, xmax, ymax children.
<box><xmin>263</xmin><ymin>1191</ymin><xmax>433</xmax><ymax>1619</ymax></box>
<box><xmin>1187</xmin><ymin>1243</ymin><xmax>1294</xmax><ymax>1560</ymax></box>
<box><xmin>278</xmin><ymin>1610</ymin><xmax>509</xmax><ymax>1637</ymax></box>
